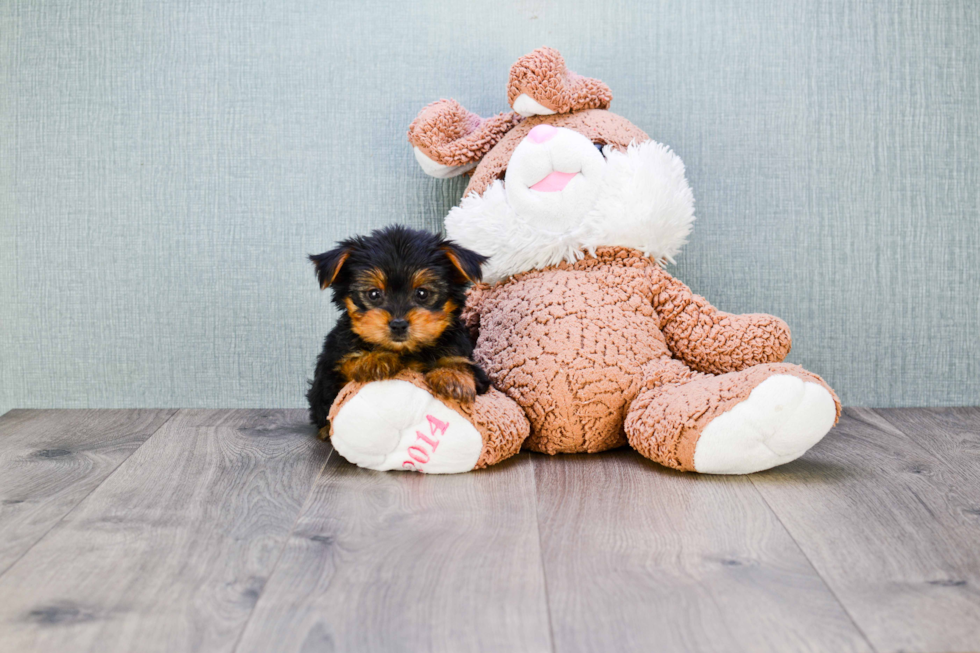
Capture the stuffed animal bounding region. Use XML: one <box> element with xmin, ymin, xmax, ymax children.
<box><xmin>327</xmin><ymin>47</ymin><xmax>840</xmax><ymax>475</ymax></box>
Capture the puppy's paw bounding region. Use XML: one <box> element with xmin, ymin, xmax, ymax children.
<box><xmin>341</xmin><ymin>350</ymin><xmax>403</xmax><ymax>383</ymax></box>
<box><xmin>425</xmin><ymin>367</ymin><xmax>477</xmax><ymax>403</ymax></box>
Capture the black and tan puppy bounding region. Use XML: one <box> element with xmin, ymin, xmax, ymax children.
<box><xmin>306</xmin><ymin>225</ymin><xmax>491</xmax><ymax>437</ymax></box>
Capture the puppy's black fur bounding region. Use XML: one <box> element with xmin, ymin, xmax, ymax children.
<box><xmin>306</xmin><ymin>225</ymin><xmax>491</xmax><ymax>433</ymax></box>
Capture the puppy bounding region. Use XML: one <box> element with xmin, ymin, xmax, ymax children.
<box><xmin>306</xmin><ymin>225</ymin><xmax>491</xmax><ymax>437</ymax></box>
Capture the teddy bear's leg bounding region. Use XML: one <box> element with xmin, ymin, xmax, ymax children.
<box><xmin>624</xmin><ymin>360</ymin><xmax>840</xmax><ymax>474</ymax></box>
<box><xmin>325</xmin><ymin>370</ymin><xmax>529</xmax><ymax>474</ymax></box>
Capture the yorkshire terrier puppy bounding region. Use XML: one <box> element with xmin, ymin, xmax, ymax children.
<box><xmin>307</xmin><ymin>225</ymin><xmax>491</xmax><ymax>437</ymax></box>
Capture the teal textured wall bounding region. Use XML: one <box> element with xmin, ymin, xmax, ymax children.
<box><xmin>1</xmin><ymin>1</ymin><xmax>978</xmax><ymax>413</ymax></box>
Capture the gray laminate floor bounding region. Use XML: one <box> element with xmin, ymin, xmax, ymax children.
<box><xmin>0</xmin><ymin>407</ymin><xmax>978</xmax><ymax>653</ymax></box>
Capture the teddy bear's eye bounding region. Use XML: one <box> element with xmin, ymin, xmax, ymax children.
<box><xmin>593</xmin><ymin>142</ymin><xmax>606</xmax><ymax>158</ymax></box>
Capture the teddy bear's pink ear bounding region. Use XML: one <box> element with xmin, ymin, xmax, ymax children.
<box><xmin>407</xmin><ymin>99</ymin><xmax>522</xmax><ymax>179</ymax></box>
<box><xmin>507</xmin><ymin>47</ymin><xmax>612</xmax><ymax>117</ymax></box>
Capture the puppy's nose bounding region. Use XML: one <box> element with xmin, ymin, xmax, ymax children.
<box><xmin>389</xmin><ymin>318</ymin><xmax>409</xmax><ymax>335</ymax></box>
<box><xmin>528</xmin><ymin>124</ymin><xmax>557</xmax><ymax>144</ymax></box>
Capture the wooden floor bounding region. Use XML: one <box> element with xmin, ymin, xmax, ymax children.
<box><xmin>0</xmin><ymin>408</ymin><xmax>978</xmax><ymax>652</ymax></box>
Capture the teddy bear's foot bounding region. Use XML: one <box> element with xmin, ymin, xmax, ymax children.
<box><xmin>625</xmin><ymin>362</ymin><xmax>840</xmax><ymax>474</ymax></box>
<box><xmin>329</xmin><ymin>380</ymin><xmax>483</xmax><ymax>473</ymax></box>
<box><xmin>327</xmin><ymin>371</ymin><xmax>530</xmax><ymax>474</ymax></box>
<box><xmin>692</xmin><ymin>374</ymin><xmax>837</xmax><ymax>474</ymax></box>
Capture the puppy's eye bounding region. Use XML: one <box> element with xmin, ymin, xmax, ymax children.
<box><xmin>367</xmin><ymin>289</ymin><xmax>383</xmax><ymax>302</ymax></box>
<box><xmin>415</xmin><ymin>288</ymin><xmax>430</xmax><ymax>302</ymax></box>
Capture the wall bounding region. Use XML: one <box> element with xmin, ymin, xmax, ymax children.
<box><xmin>2</xmin><ymin>0</ymin><xmax>978</xmax><ymax>413</ymax></box>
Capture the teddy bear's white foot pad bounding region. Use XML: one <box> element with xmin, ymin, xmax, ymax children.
<box><xmin>331</xmin><ymin>380</ymin><xmax>483</xmax><ymax>474</ymax></box>
<box><xmin>693</xmin><ymin>375</ymin><xmax>836</xmax><ymax>475</ymax></box>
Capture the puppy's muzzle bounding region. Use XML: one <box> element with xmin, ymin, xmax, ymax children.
<box><xmin>388</xmin><ymin>318</ymin><xmax>409</xmax><ymax>341</ymax></box>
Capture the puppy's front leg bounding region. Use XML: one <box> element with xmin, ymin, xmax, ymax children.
<box><xmin>339</xmin><ymin>350</ymin><xmax>404</xmax><ymax>383</ymax></box>
<box><xmin>424</xmin><ymin>356</ymin><xmax>479</xmax><ymax>403</ymax></box>
<box><xmin>308</xmin><ymin>326</ymin><xmax>351</xmax><ymax>434</ymax></box>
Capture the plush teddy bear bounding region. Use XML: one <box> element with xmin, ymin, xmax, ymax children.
<box><xmin>327</xmin><ymin>47</ymin><xmax>840</xmax><ymax>475</ymax></box>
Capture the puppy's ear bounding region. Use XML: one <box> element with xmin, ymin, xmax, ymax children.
<box><xmin>439</xmin><ymin>242</ymin><xmax>488</xmax><ymax>285</ymax></box>
<box><xmin>309</xmin><ymin>246</ymin><xmax>351</xmax><ymax>289</ymax></box>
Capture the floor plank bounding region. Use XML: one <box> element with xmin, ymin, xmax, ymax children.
<box><xmin>873</xmin><ymin>406</ymin><xmax>980</xmax><ymax>473</ymax></box>
<box><xmin>533</xmin><ymin>449</ymin><xmax>872</xmax><ymax>653</ymax></box>
<box><xmin>234</xmin><ymin>453</ymin><xmax>553</xmax><ymax>653</ymax></box>
<box><xmin>3</xmin><ymin>407</ymin><xmax>978</xmax><ymax>652</ymax></box>
<box><xmin>0</xmin><ymin>409</ymin><xmax>329</xmax><ymax>653</ymax></box>
<box><xmin>0</xmin><ymin>409</ymin><xmax>176</xmax><ymax>576</ymax></box>
<box><xmin>751</xmin><ymin>408</ymin><xmax>980</xmax><ymax>653</ymax></box>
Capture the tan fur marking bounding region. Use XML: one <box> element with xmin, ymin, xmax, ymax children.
<box><xmin>411</xmin><ymin>268</ymin><xmax>439</xmax><ymax>289</ymax></box>
<box><xmin>404</xmin><ymin>307</ymin><xmax>452</xmax><ymax>349</ymax></box>
<box><xmin>346</xmin><ymin>297</ymin><xmax>452</xmax><ymax>353</ymax></box>
<box><xmin>404</xmin><ymin>359</ymin><xmax>426</xmax><ymax>373</ymax></box>
<box><xmin>338</xmin><ymin>350</ymin><xmax>404</xmax><ymax>383</ymax></box>
<box><xmin>346</xmin><ymin>297</ymin><xmax>395</xmax><ymax>347</ymax></box>
<box><xmin>433</xmin><ymin>355</ymin><xmax>472</xmax><ymax>371</ymax></box>
<box><xmin>358</xmin><ymin>268</ymin><xmax>386</xmax><ymax>292</ymax></box>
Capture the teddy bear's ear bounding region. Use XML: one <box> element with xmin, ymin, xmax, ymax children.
<box><xmin>507</xmin><ymin>47</ymin><xmax>612</xmax><ymax>117</ymax></box>
<box><xmin>407</xmin><ymin>99</ymin><xmax>522</xmax><ymax>179</ymax></box>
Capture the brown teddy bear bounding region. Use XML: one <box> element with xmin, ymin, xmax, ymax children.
<box><xmin>327</xmin><ymin>47</ymin><xmax>840</xmax><ymax>475</ymax></box>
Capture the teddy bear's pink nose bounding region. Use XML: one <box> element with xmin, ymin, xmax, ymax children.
<box><xmin>527</xmin><ymin>124</ymin><xmax>558</xmax><ymax>144</ymax></box>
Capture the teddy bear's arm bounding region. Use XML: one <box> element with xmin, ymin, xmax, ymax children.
<box><xmin>649</xmin><ymin>267</ymin><xmax>792</xmax><ymax>375</ymax></box>
<box><xmin>459</xmin><ymin>283</ymin><xmax>488</xmax><ymax>343</ymax></box>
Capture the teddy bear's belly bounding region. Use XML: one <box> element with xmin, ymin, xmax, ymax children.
<box><xmin>474</xmin><ymin>271</ymin><xmax>671</xmax><ymax>454</ymax></box>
